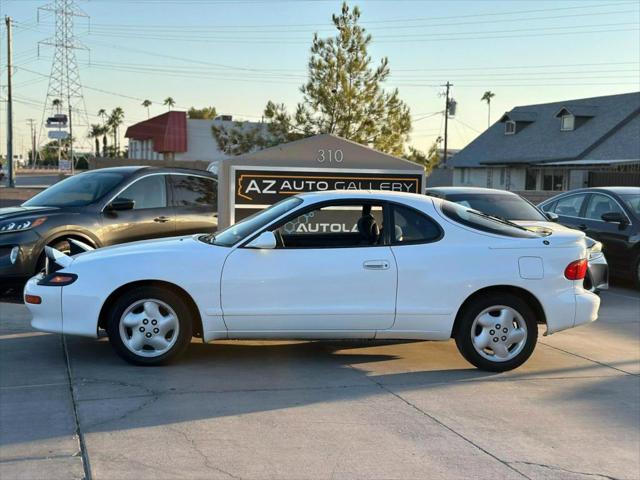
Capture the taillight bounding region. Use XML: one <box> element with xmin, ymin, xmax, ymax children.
<box><xmin>565</xmin><ymin>259</ymin><xmax>588</xmax><ymax>280</ymax></box>
<box><xmin>37</xmin><ymin>273</ymin><xmax>78</xmax><ymax>286</ymax></box>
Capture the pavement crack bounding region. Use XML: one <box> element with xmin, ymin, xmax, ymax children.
<box><xmin>508</xmin><ymin>460</ymin><xmax>623</xmax><ymax>480</ymax></box>
<box><xmin>539</xmin><ymin>342</ymin><xmax>639</xmax><ymax>376</ymax></box>
<box><xmin>62</xmin><ymin>334</ymin><xmax>92</xmax><ymax>480</ymax></box>
<box><xmin>355</xmin><ymin>367</ymin><xmax>532</xmax><ymax>480</ymax></box>
<box><xmin>167</xmin><ymin>425</ymin><xmax>244</xmax><ymax>479</ymax></box>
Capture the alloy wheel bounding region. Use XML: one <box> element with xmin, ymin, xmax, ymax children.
<box><xmin>470</xmin><ymin>305</ymin><xmax>528</xmax><ymax>362</ymax></box>
<box><xmin>118</xmin><ymin>299</ymin><xmax>180</xmax><ymax>358</ymax></box>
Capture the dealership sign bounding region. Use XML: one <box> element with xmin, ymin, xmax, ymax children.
<box><xmin>230</xmin><ymin>167</ymin><xmax>424</xmax><ymax>222</ymax></box>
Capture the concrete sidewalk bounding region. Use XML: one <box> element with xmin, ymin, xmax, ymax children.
<box><xmin>1</xmin><ymin>287</ymin><xmax>639</xmax><ymax>480</ymax></box>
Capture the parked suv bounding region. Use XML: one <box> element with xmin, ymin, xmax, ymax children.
<box><xmin>539</xmin><ymin>187</ymin><xmax>640</xmax><ymax>286</ymax></box>
<box><xmin>0</xmin><ymin>166</ymin><xmax>218</xmax><ymax>285</ymax></box>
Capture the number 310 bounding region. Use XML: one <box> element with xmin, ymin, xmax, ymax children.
<box><xmin>316</xmin><ymin>149</ymin><xmax>344</xmax><ymax>163</ymax></box>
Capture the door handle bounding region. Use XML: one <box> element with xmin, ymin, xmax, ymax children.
<box><xmin>363</xmin><ymin>260</ymin><xmax>390</xmax><ymax>270</ymax></box>
<box><xmin>154</xmin><ymin>216</ymin><xmax>170</xmax><ymax>223</ymax></box>
<box><xmin>578</xmin><ymin>224</ymin><xmax>587</xmax><ymax>231</ymax></box>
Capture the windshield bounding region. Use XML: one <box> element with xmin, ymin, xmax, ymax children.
<box><xmin>23</xmin><ymin>172</ymin><xmax>126</xmax><ymax>207</ymax></box>
<box><xmin>206</xmin><ymin>197</ymin><xmax>303</xmax><ymax>247</ymax></box>
<box><xmin>622</xmin><ymin>194</ymin><xmax>640</xmax><ymax>217</ymax></box>
<box><xmin>441</xmin><ymin>201</ymin><xmax>545</xmax><ymax>238</ymax></box>
<box><xmin>445</xmin><ymin>193</ymin><xmax>546</xmax><ymax>222</ymax></box>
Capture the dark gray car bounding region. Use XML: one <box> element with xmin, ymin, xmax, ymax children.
<box><xmin>0</xmin><ymin>166</ymin><xmax>218</xmax><ymax>286</ymax></box>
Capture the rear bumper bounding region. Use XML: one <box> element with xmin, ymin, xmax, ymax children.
<box><xmin>545</xmin><ymin>287</ymin><xmax>600</xmax><ymax>335</ymax></box>
<box><xmin>574</xmin><ymin>290</ymin><xmax>600</xmax><ymax>328</ymax></box>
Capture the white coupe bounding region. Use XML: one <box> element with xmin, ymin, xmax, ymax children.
<box><xmin>24</xmin><ymin>191</ymin><xmax>600</xmax><ymax>371</ymax></box>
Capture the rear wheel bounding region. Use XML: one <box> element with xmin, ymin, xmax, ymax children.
<box><xmin>106</xmin><ymin>286</ymin><xmax>193</xmax><ymax>365</ymax></box>
<box><xmin>455</xmin><ymin>293</ymin><xmax>538</xmax><ymax>372</ymax></box>
<box><xmin>35</xmin><ymin>239</ymin><xmax>72</xmax><ymax>274</ymax></box>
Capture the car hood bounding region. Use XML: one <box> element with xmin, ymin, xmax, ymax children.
<box><xmin>69</xmin><ymin>234</ymin><xmax>225</xmax><ymax>266</ymax></box>
<box><xmin>0</xmin><ymin>205</ymin><xmax>59</xmax><ymax>220</ymax></box>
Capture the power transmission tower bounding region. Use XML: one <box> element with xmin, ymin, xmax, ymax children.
<box><xmin>37</xmin><ymin>0</ymin><xmax>89</xmax><ymax>171</ymax></box>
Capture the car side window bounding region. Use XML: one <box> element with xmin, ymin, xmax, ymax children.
<box><xmin>391</xmin><ymin>205</ymin><xmax>441</xmax><ymax>244</ymax></box>
<box><xmin>115</xmin><ymin>175</ymin><xmax>167</xmax><ymax>210</ymax></box>
<box><xmin>551</xmin><ymin>194</ymin><xmax>587</xmax><ymax>217</ymax></box>
<box><xmin>584</xmin><ymin>194</ymin><xmax>625</xmax><ymax>221</ymax></box>
<box><xmin>170</xmin><ymin>175</ymin><xmax>217</xmax><ymax>211</ymax></box>
<box><xmin>273</xmin><ymin>203</ymin><xmax>384</xmax><ymax>248</ymax></box>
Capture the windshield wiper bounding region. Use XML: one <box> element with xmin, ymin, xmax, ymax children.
<box><xmin>468</xmin><ymin>209</ymin><xmax>530</xmax><ymax>231</ymax></box>
<box><xmin>201</xmin><ymin>233</ymin><xmax>216</xmax><ymax>245</ymax></box>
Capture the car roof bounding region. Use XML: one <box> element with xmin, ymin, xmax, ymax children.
<box><xmin>86</xmin><ymin>166</ymin><xmax>216</xmax><ymax>178</ymax></box>
<box><xmin>426</xmin><ymin>186</ymin><xmax>520</xmax><ymax>196</ymax></box>
<box><xmin>296</xmin><ymin>190</ymin><xmax>435</xmax><ymax>204</ymax></box>
<box><xmin>543</xmin><ymin>186</ymin><xmax>640</xmax><ymax>198</ymax></box>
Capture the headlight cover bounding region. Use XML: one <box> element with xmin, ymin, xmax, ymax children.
<box><xmin>0</xmin><ymin>217</ymin><xmax>47</xmax><ymax>233</ymax></box>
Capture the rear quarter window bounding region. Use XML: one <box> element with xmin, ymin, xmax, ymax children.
<box><xmin>441</xmin><ymin>201</ymin><xmax>542</xmax><ymax>238</ymax></box>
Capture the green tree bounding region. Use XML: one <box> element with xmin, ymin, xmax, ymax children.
<box><xmin>164</xmin><ymin>97</ymin><xmax>176</xmax><ymax>111</ymax></box>
<box><xmin>481</xmin><ymin>91</ymin><xmax>495</xmax><ymax>128</ymax></box>
<box><xmin>107</xmin><ymin>107</ymin><xmax>125</xmax><ymax>157</ymax></box>
<box><xmin>188</xmin><ymin>106</ymin><xmax>217</xmax><ymax>119</ymax></box>
<box><xmin>88</xmin><ymin>124</ymin><xmax>106</xmax><ymax>156</ymax></box>
<box><xmin>142</xmin><ymin>99</ymin><xmax>152</xmax><ymax>118</ymax></box>
<box><xmin>98</xmin><ymin>109</ymin><xmax>109</xmax><ymax>155</ymax></box>
<box><xmin>212</xmin><ymin>2</ymin><xmax>411</xmax><ymax>156</ymax></box>
<box><xmin>405</xmin><ymin>137</ymin><xmax>442</xmax><ymax>175</ymax></box>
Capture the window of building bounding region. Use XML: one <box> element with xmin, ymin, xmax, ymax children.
<box><xmin>561</xmin><ymin>114</ymin><xmax>575</xmax><ymax>131</ymax></box>
<box><xmin>525</xmin><ymin>169</ymin><xmax>538</xmax><ymax>190</ymax></box>
<box><xmin>459</xmin><ymin>168</ymin><xmax>467</xmax><ymax>184</ymax></box>
<box><xmin>499</xmin><ymin>168</ymin><xmax>506</xmax><ymax>186</ymax></box>
<box><xmin>505</xmin><ymin>120</ymin><xmax>516</xmax><ymax>135</ymax></box>
<box><xmin>542</xmin><ymin>170</ymin><xmax>565</xmax><ymax>191</ymax></box>
<box><xmin>116</xmin><ymin>175</ymin><xmax>167</xmax><ymax>210</ymax></box>
<box><xmin>391</xmin><ymin>205</ymin><xmax>442</xmax><ymax>244</ymax></box>
<box><xmin>170</xmin><ymin>175</ymin><xmax>217</xmax><ymax>210</ymax></box>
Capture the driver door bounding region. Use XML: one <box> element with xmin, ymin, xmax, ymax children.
<box><xmin>100</xmin><ymin>174</ymin><xmax>176</xmax><ymax>246</ymax></box>
<box><xmin>220</xmin><ymin>201</ymin><xmax>397</xmax><ymax>334</ymax></box>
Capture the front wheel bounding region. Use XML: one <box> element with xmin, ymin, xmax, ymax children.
<box><xmin>106</xmin><ymin>286</ymin><xmax>193</xmax><ymax>365</ymax></box>
<box><xmin>454</xmin><ymin>293</ymin><xmax>538</xmax><ymax>372</ymax></box>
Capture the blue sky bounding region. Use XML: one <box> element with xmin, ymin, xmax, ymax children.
<box><xmin>1</xmin><ymin>0</ymin><xmax>638</xmax><ymax>157</ymax></box>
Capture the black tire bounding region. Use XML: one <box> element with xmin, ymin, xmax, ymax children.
<box><xmin>634</xmin><ymin>255</ymin><xmax>640</xmax><ymax>290</ymax></box>
<box><xmin>106</xmin><ymin>286</ymin><xmax>193</xmax><ymax>366</ymax></box>
<box><xmin>454</xmin><ymin>292</ymin><xmax>538</xmax><ymax>372</ymax></box>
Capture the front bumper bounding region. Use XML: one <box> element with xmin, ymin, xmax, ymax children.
<box><xmin>24</xmin><ymin>275</ymin><xmax>64</xmax><ymax>334</ymax></box>
<box><xmin>0</xmin><ymin>230</ymin><xmax>41</xmax><ymax>281</ymax></box>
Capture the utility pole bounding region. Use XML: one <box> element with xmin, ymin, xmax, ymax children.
<box><xmin>441</xmin><ymin>81</ymin><xmax>453</xmax><ymax>167</ymax></box>
<box><xmin>5</xmin><ymin>16</ymin><xmax>14</xmax><ymax>188</ymax></box>
<box><xmin>26</xmin><ymin>119</ymin><xmax>37</xmax><ymax>168</ymax></box>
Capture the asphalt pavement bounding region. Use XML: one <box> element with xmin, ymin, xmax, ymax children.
<box><xmin>1</xmin><ymin>174</ymin><xmax>61</xmax><ymax>188</ymax></box>
<box><xmin>0</xmin><ymin>287</ymin><xmax>638</xmax><ymax>480</ymax></box>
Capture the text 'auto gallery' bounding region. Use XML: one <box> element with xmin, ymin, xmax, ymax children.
<box><xmin>211</xmin><ymin>134</ymin><xmax>425</xmax><ymax>230</ymax></box>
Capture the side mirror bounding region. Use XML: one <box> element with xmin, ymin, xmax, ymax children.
<box><xmin>246</xmin><ymin>231</ymin><xmax>276</xmax><ymax>249</ymax></box>
<box><xmin>601</xmin><ymin>212</ymin><xmax>628</xmax><ymax>224</ymax></box>
<box><xmin>107</xmin><ymin>198</ymin><xmax>135</xmax><ymax>211</ymax></box>
<box><xmin>545</xmin><ymin>211</ymin><xmax>559</xmax><ymax>222</ymax></box>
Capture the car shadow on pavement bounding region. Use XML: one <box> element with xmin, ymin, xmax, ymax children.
<box><xmin>2</xmin><ymin>330</ymin><xmax>638</xmax><ymax>449</ymax></box>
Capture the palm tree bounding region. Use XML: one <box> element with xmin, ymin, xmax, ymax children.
<box><xmin>88</xmin><ymin>124</ymin><xmax>104</xmax><ymax>156</ymax></box>
<box><xmin>52</xmin><ymin>98</ymin><xmax>62</xmax><ymax>113</ymax></box>
<box><xmin>97</xmin><ymin>109</ymin><xmax>109</xmax><ymax>155</ymax></box>
<box><xmin>142</xmin><ymin>99</ymin><xmax>152</xmax><ymax>118</ymax></box>
<box><xmin>107</xmin><ymin>107</ymin><xmax>125</xmax><ymax>157</ymax></box>
<box><xmin>164</xmin><ymin>97</ymin><xmax>175</xmax><ymax>111</ymax></box>
<box><xmin>481</xmin><ymin>91</ymin><xmax>495</xmax><ymax>128</ymax></box>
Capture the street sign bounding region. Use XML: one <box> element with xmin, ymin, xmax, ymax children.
<box><xmin>46</xmin><ymin>113</ymin><xmax>68</xmax><ymax>127</ymax></box>
<box><xmin>59</xmin><ymin>159</ymin><xmax>72</xmax><ymax>171</ymax></box>
<box><xmin>48</xmin><ymin>130</ymin><xmax>69</xmax><ymax>140</ymax></box>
